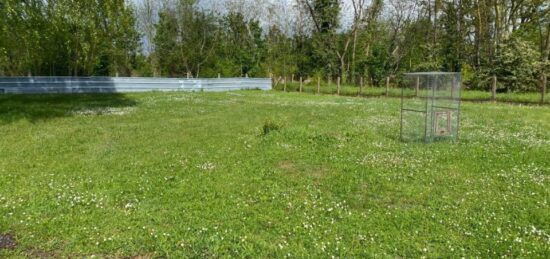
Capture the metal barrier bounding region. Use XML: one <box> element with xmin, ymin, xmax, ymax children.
<box><xmin>0</xmin><ymin>77</ymin><xmax>272</xmax><ymax>94</ymax></box>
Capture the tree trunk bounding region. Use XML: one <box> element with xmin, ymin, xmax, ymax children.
<box><xmin>317</xmin><ymin>76</ymin><xmax>320</xmax><ymax>95</ymax></box>
<box><xmin>492</xmin><ymin>75</ymin><xmax>497</xmax><ymax>102</ymax></box>
<box><xmin>337</xmin><ymin>77</ymin><xmax>341</xmax><ymax>95</ymax></box>
<box><xmin>359</xmin><ymin>76</ymin><xmax>363</xmax><ymax>96</ymax></box>
<box><xmin>540</xmin><ymin>23</ymin><xmax>550</xmax><ymax>104</ymax></box>
<box><xmin>351</xmin><ymin>25</ymin><xmax>360</xmax><ymax>83</ymax></box>
<box><xmin>475</xmin><ymin>0</ymin><xmax>483</xmax><ymax>67</ymax></box>
<box><xmin>340</xmin><ymin>58</ymin><xmax>346</xmax><ymax>83</ymax></box>
<box><xmin>541</xmin><ymin>74</ymin><xmax>547</xmax><ymax>104</ymax></box>
<box><xmin>493</xmin><ymin>0</ymin><xmax>501</xmax><ymax>54</ymax></box>
<box><xmin>385</xmin><ymin>77</ymin><xmax>390</xmax><ymax>97</ymax></box>
<box><xmin>350</xmin><ymin>0</ymin><xmax>364</xmax><ymax>83</ymax></box>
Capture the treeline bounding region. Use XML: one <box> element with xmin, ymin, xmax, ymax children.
<box><xmin>0</xmin><ymin>0</ymin><xmax>549</xmax><ymax>96</ymax></box>
<box><xmin>0</xmin><ymin>0</ymin><xmax>139</xmax><ymax>76</ymax></box>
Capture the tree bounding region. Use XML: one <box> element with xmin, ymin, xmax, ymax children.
<box><xmin>491</xmin><ymin>37</ymin><xmax>540</xmax><ymax>92</ymax></box>
<box><xmin>0</xmin><ymin>0</ymin><xmax>139</xmax><ymax>76</ymax></box>
<box><xmin>299</xmin><ymin>0</ymin><xmax>341</xmax><ymax>77</ymax></box>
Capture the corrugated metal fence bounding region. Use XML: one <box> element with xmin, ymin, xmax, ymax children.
<box><xmin>0</xmin><ymin>77</ymin><xmax>272</xmax><ymax>94</ymax></box>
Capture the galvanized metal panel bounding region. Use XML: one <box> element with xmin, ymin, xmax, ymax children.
<box><xmin>0</xmin><ymin>77</ymin><xmax>272</xmax><ymax>94</ymax></box>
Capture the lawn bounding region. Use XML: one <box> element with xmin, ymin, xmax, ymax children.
<box><xmin>0</xmin><ymin>91</ymin><xmax>549</xmax><ymax>257</ymax></box>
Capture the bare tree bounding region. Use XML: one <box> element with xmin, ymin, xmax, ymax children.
<box><xmin>540</xmin><ymin>22</ymin><xmax>550</xmax><ymax>103</ymax></box>
<box><xmin>136</xmin><ymin>0</ymin><xmax>160</xmax><ymax>75</ymax></box>
<box><xmin>384</xmin><ymin>0</ymin><xmax>419</xmax><ymax>75</ymax></box>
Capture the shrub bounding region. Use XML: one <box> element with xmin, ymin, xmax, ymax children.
<box><xmin>262</xmin><ymin>119</ymin><xmax>285</xmax><ymax>135</ymax></box>
<box><xmin>491</xmin><ymin>37</ymin><xmax>540</xmax><ymax>92</ymax></box>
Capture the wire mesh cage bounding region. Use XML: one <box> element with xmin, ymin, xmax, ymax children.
<box><xmin>400</xmin><ymin>72</ymin><xmax>461</xmax><ymax>143</ymax></box>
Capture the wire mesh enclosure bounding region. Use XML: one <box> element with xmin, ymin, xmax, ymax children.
<box><xmin>400</xmin><ymin>72</ymin><xmax>461</xmax><ymax>143</ymax></box>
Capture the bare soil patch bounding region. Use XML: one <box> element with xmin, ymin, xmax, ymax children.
<box><xmin>0</xmin><ymin>233</ymin><xmax>16</xmax><ymax>249</ymax></box>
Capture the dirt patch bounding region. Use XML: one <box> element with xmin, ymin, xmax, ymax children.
<box><xmin>278</xmin><ymin>160</ymin><xmax>296</xmax><ymax>171</ymax></box>
<box><xmin>279</xmin><ymin>160</ymin><xmax>328</xmax><ymax>181</ymax></box>
<box><xmin>0</xmin><ymin>233</ymin><xmax>16</xmax><ymax>249</ymax></box>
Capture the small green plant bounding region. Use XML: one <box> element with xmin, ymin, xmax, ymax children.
<box><xmin>262</xmin><ymin>119</ymin><xmax>284</xmax><ymax>135</ymax></box>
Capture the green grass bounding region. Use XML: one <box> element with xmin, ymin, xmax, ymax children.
<box><xmin>0</xmin><ymin>91</ymin><xmax>549</xmax><ymax>257</ymax></box>
<box><xmin>275</xmin><ymin>82</ymin><xmax>548</xmax><ymax>104</ymax></box>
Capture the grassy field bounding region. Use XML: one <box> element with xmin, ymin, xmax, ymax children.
<box><xmin>275</xmin><ymin>82</ymin><xmax>548</xmax><ymax>105</ymax></box>
<box><xmin>0</xmin><ymin>91</ymin><xmax>549</xmax><ymax>257</ymax></box>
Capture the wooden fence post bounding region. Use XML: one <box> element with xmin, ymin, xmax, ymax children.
<box><xmin>291</xmin><ymin>74</ymin><xmax>294</xmax><ymax>84</ymax></box>
<box><xmin>337</xmin><ymin>77</ymin><xmax>341</xmax><ymax>95</ymax></box>
<box><xmin>218</xmin><ymin>73</ymin><xmax>221</xmax><ymax>79</ymax></box>
<box><xmin>300</xmin><ymin>77</ymin><xmax>303</xmax><ymax>93</ymax></box>
<box><xmin>385</xmin><ymin>76</ymin><xmax>390</xmax><ymax>97</ymax></box>
<box><xmin>492</xmin><ymin>75</ymin><xmax>497</xmax><ymax>102</ymax></box>
<box><xmin>284</xmin><ymin>76</ymin><xmax>287</xmax><ymax>92</ymax></box>
<box><xmin>317</xmin><ymin>76</ymin><xmax>320</xmax><ymax>95</ymax></box>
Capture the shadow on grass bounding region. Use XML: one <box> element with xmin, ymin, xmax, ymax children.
<box><xmin>0</xmin><ymin>93</ymin><xmax>137</xmax><ymax>124</ymax></box>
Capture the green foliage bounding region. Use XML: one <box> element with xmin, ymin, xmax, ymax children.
<box><xmin>264</xmin><ymin>26</ymin><xmax>298</xmax><ymax>77</ymax></box>
<box><xmin>461</xmin><ymin>63</ymin><xmax>475</xmax><ymax>86</ymax></box>
<box><xmin>0</xmin><ymin>0</ymin><xmax>139</xmax><ymax>76</ymax></box>
<box><xmin>491</xmin><ymin>37</ymin><xmax>540</xmax><ymax>92</ymax></box>
<box><xmin>412</xmin><ymin>61</ymin><xmax>442</xmax><ymax>72</ymax></box>
<box><xmin>262</xmin><ymin>119</ymin><xmax>285</xmax><ymax>135</ymax></box>
<box><xmin>473</xmin><ymin>37</ymin><xmax>541</xmax><ymax>92</ymax></box>
<box><xmin>365</xmin><ymin>42</ymin><xmax>391</xmax><ymax>86</ymax></box>
<box><xmin>0</xmin><ymin>0</ymin><xmax>548</xmax><ymax>96</ymax></box>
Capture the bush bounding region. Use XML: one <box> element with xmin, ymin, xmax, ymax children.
<box><xmin>262</xmin><ymin>119</ymin><xmax>285</xmax><ymax>135</ymax></box>
<box><xmin>476</xmin><ymin>37</ymin><xmax>541</xmax><ymax>92</ymax></box>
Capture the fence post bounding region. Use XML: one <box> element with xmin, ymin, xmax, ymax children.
<box><xmin>218</xmin><ymin>73</ymin><xmax>221</xmax><ymax>79</ymax></box>
<box><xmin>245</xmin><ymin>73</ymin><xmax>249</xmax><ymax>78</ymax></box>
<box><xmin>359</xmin><ymin>76</ymin><xmax>364</xmax><ymax>96</ymax></box>
<box><xmin>317</xmin><ymin>76</ymin><xmax>320</xmax><ymax>95</ymax></box>
<box><xmin>291</xmin><ymin>74</ymin><xmax>294</xmax><ymax>84</ymax></box>
<box><xmin>284</xmin><ymin>76</ymin><xmax>287</xmax><ymax>92</ymax></box>
<box><xmin>492</xmin><ymin>75</ymin><xmax>497</xmax><ymax>102</ymax></box>
<box><xmin>337</xmin><ymin>77</ymin><xmax>341</xmax><ymax>95</ymax></box>
<box><xmin>300</xmin><ymin>77</ymin><xmax>303</xmax><ymax>93</ymax></box>
<box><xmin>385</xmin><ymin>76</ymin><xmax>390</xmax><ymax>97</ymax></box>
